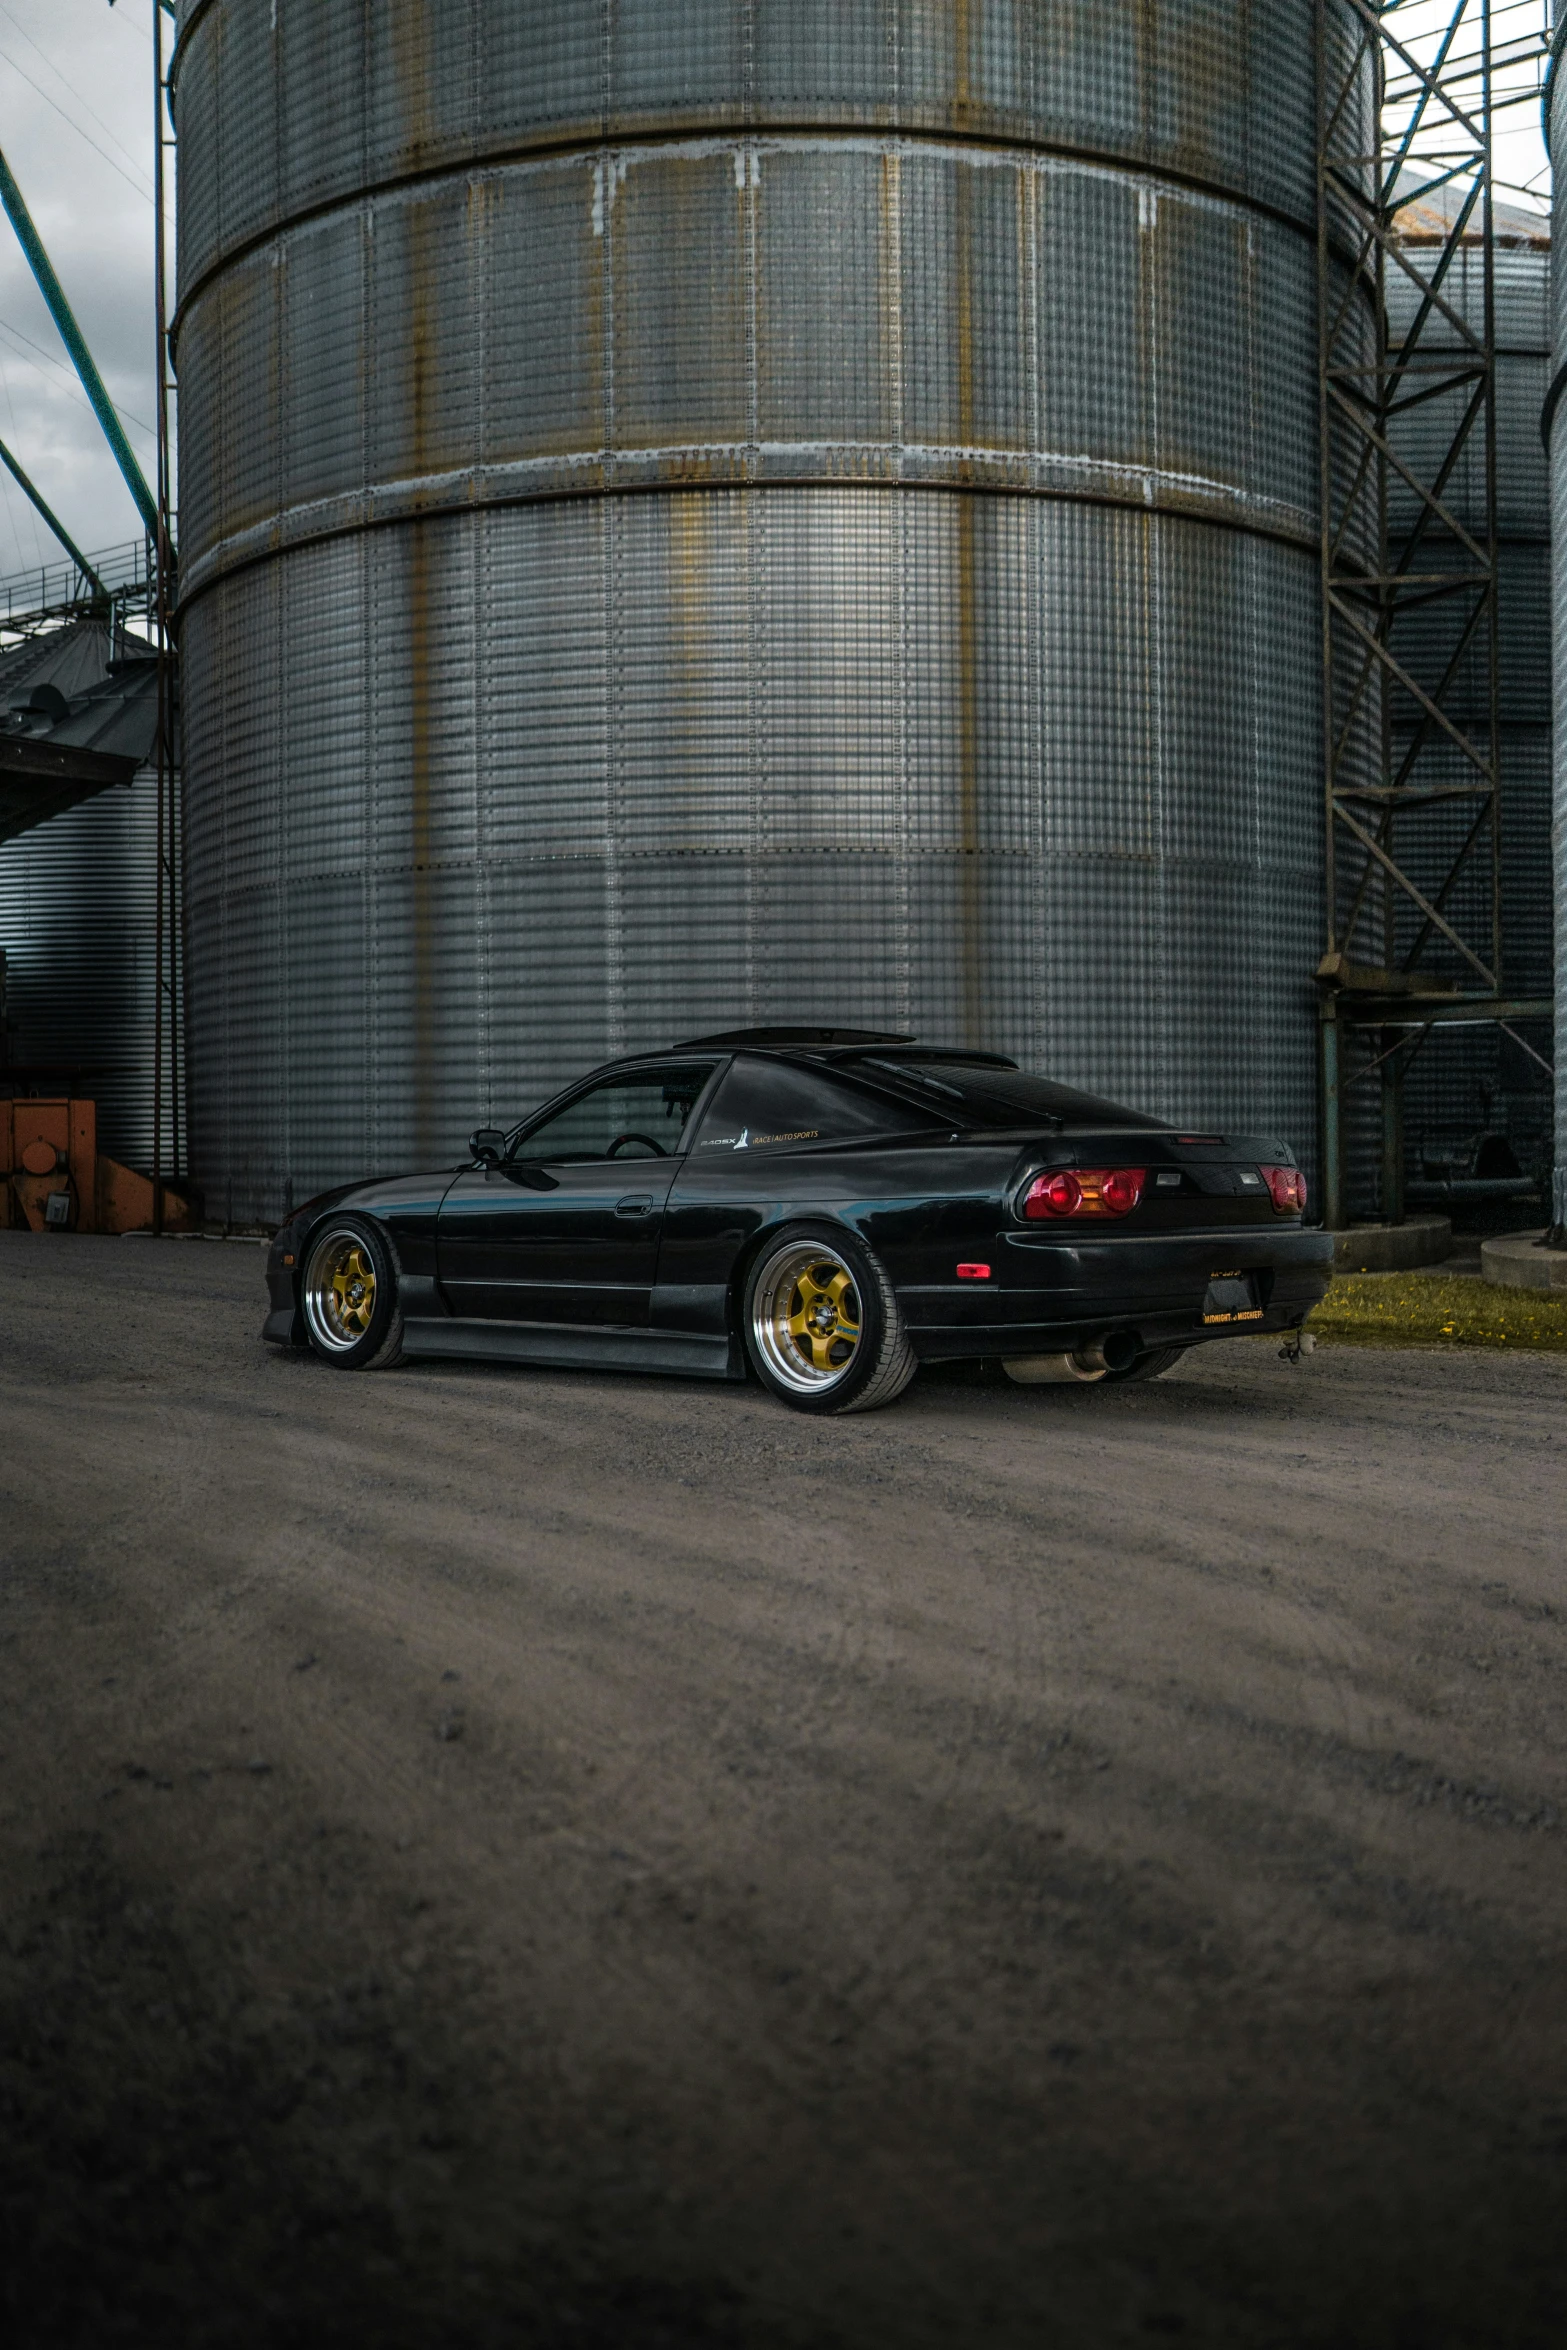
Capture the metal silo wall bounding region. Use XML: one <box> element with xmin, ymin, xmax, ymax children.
<box><xmin>174</xmin><ymin>0</ymin><xmax>1369</xmax><ymax>1225</ymax></box>
<box><xmin>1385</xmin><ymin>236</ymin><xmax>1554</xmax><ymax>1202</ymax></box>
<box><xmin>1552</xmin><ymin>35</ymin><xmax>1567</xmax><ymax>1219</ymax></box>
<box><xmin>0</xmin><ymin>765</ymin><xmax>175</xmax><ymax>1171</ymax></box>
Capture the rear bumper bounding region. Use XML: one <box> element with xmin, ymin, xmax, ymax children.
<box><xmin>900</xmin><ymin>1226</ymin><xmax>1333</xmax><ymax>1361</ymax></box>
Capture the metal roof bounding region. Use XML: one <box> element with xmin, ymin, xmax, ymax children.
<box><xmin>0</xmin><ymin>621</ymin><xmax>162</xmax><ymax>847</ymax></box>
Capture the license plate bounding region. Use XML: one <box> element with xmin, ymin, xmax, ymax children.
<box><xmin>1203</xmin><ymin>1272</ymin><xmax>1263</xmax><ymax>1325</ymax></box>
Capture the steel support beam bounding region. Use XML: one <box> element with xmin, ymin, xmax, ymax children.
<box><xmin>0</xmin><ymin>438</ymin><xmax>106</xmax><ymax>595</ymax></box>
<box><xmin>0</xmin><ymin>145</ymin><xmax>163</xmax><ymax>547</ymax></box>
<box><xmin>1314</xmin><ymin>0</ymin><xmax>1544</xmax><ymax>1226</ymax></box>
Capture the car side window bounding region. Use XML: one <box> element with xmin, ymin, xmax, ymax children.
<box><xmin>690</xmin><ymin>1057</ymin><xmax>940</xmax><ymax>1156</ymax></box>
<box><xmin>510</xmin><ymin>1064</ymin><xmax>717</xmax><ymax>1163</ymax></box>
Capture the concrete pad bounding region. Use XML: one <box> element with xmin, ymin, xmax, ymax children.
<box><xmin>1330</xmin><ymin>1214</ymin><xmax>1451</xmax><ymax>1273</ymax></box>
<box><xmin>1482</xmin><ymin>1230</ymin><xmax>1567</xmax><ymax>1291</ymax></box>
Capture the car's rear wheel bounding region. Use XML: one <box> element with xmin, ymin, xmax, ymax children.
<box><xmin>300</xmin><ymin>1218</ymin><xmax>405</xmax><ymax>1370</ymax></box>
<box><xmin>743</xmin><ymin>1226</ymin><xmax>916</xmax><ymax>1414</ymax></box>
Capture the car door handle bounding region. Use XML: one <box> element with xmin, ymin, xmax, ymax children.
<box><xmin>615</xmin><ymin>1194</ymin><xmax>655</xmax><ymax>1217</ymax></box>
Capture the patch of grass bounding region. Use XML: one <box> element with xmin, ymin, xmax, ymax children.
<box><xmin>1310</xmin><ymin>1272</ymin><xmax>1567</xmax><ymax>1352</ymax></box>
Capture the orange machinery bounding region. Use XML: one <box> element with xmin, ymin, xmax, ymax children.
<box><xmin>1</xmin><ymin>1097</ymin><xmax>190</xmax><ymax>1234</ymax></box>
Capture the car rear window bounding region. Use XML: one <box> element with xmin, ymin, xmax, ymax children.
<box><xmin>854</xmin><ymin>1057</ymin><xmax>1168</xmax><ymax>1130</ymax></box>
<box><xmin>691</xmin><ymin>1057</ymin><xmax>942</xmax><ymax>1155</ymax></box>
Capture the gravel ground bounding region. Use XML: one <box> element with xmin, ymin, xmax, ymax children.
<box><xmin>1</xmin><ymin>1230</ymin><xmax>1564</xmax><ymax>2350</ymax></box>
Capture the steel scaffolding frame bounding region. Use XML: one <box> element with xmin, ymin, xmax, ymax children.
<box><xmin>150</xmin><ymin>0</ymin><xmax>181</xmax><ymax>1228</ymax></box>
<box><xmin>1316</xmin><ymin>0</ymin><xmax>1553</xmax><ymax>1229</ymax></box>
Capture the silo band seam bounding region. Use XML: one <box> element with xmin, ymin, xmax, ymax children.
<box><xmin>173</xmin><ymin>475</ymin><xmax>1322</xmax><ymax>624</ymax></box>
<box><xmin>169</xmin><ymin>125</ymin><xmax>1340</xmax><ymax>352</ymax></box>
<box><xmin>190</xmin><ymin>845</ymin><xmax>1311</xmax><ymax>910</ymax></box>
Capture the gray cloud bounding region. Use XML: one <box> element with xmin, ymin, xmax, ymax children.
<box><xmin>0</xmin><ymin>0</ymin><xmax>163</xmax><ymax>584</ymax></box>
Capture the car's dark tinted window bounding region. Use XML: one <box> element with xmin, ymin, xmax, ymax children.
<box><xmin>692</xmin><ymin>1058</ymin><xmax>941</xmax><ymax>1156</ymax></box>
<box><xmin>511</xmin><ymin>1063</ymin><xmax>717</xmax><ymax>1162</ymax></box>
<box><xmin>856</xmin><ymin>1057</ymin><xmax>1168</xmax><ymax>1130</ymax></box>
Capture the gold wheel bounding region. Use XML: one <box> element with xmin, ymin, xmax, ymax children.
<box><xmin>751</xmin><ymin>1240</ymin><xmax>865</xmax><ymax>1395</ymax></box>
<box><xmin>303</xmin><ymin>1226</ymin><xmax>382</xmax><ymax>1355</ymax></box>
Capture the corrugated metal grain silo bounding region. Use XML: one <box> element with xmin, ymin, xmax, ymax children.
<box><xmin>1385</xmin><ymin>203</ymin><xmax>1554</xmax><ymax>1204</ymax></box>
<box><xmin>1550</xmin><ymin>30</ymin><xmax>1567</xmax><ymax>1234</ymax></box>
<box><xmin>0</xmin><ymin>624</ymin><xmax>171</xmax><ymax>1171</ymax></box>
<box><xmin>173</xmin><ymin>0</ymin><xmax>1371</xmax><ymax>1224</ymax></box>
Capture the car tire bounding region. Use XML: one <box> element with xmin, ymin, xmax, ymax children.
<box><xmin>743</xmin><ymin>1224</ymin><xmax>916</xmax><ymax>1415</ymax></box>
<box><xmin>300</xmin><ymin>1217</ymin><xmax>405</xmax><ymax>1370</ymax></box>
<box><xmin>1100</xmin><ymin>1345</ymin><xmax>1186</xmax><ymax>1385</ymax></box>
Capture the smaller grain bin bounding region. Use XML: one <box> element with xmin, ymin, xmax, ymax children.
<box><xmin>0</xmin><ymin>623</ymin><xmax>171</xmax><ymax>1171</ymax></box>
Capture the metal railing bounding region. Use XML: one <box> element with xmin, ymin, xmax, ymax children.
<box><xmin>0</xmin><ymin>535</ymin><xmax>161</xmax><ymax>636</ymax></box>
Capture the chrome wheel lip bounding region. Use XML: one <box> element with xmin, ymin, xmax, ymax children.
<box><xmin>751</xmin><ymin>1239</ymin><xmax>864</xmax><ymax>1395</ymax></box>
<box><xmin>302</xmin><ymin>1223</ymin><xmax>379</xmax><ymax>1354</ymax></box>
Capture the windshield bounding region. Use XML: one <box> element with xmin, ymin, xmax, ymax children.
<box><xmin>854</xmin><ymin>1056</ymin><xmax>1169</xmax><ymax>1131</ymax></box>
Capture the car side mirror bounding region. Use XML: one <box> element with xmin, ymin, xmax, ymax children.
<box><xmin>470</xmin><ymin>1127</ymin><xmax>506</xmax><ymax>1168</ymax></box>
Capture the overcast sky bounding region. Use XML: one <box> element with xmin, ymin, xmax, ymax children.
<box><xmin>0</xmin><ymin>1</ymin><xmax>1552</xmax><ymax>592</ymax></box>
<box><xmin>0</xmin><ymin>0</ymin><xmax>164</xmax><ymax>582</ymax></box>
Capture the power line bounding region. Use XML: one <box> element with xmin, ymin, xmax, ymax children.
<box><xmin>0</xmin><ymin>40</ymin><xmax>154</xmax><ymax>204</ymax></box>
<box><xmin>107</xmin><ymin>1</ymin><xmax>154</xmax><ymax>45</ymax></box>
<box><xmin>0</xmin><ymin>354</ymin><xmax>41</xmax><ymax>571</ymax></box>
<box><xmin>0</xmin><ymin>1</ymin><xmax>154</xmax><ymax>192</ymax></box>
<box><xmin>0</xmin><ymin>319</ymin><xmax>156</xmax><ymax>442</ymax></box>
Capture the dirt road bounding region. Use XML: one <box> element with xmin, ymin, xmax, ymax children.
<box><xmin>2</xmin><ymin>1231</ymin><xmax>1564</xmax><ymax>2348</ymax></box>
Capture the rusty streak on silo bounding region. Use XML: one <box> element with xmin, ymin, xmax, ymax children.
<box><xmin>172</xmin><ymin>0</ymin><xmax>1371</xmax><ymax>1222</ymax></box>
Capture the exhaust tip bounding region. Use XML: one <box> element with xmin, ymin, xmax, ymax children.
<box><xmin>1003</xmin><ymin>1353</ymin><xmax>1104</xmax><ymax>1386</ymax></box>
<box><xmin>1003</xmin><ymin>1331</ymin><xmax>1142</xmax><ymax>1386</ymax></box>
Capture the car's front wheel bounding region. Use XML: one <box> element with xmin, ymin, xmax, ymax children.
<box><xmin>743</xmin><ymin>1225</ymin><xmax>916</xmax><ymax>1414</ymax></box>
<box><xmin>300</xmin><ymin>1218</ymin><xmax>405</xmax><ymax>1370</ymax></box>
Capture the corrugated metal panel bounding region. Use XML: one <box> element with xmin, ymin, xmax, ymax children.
<box><xmin>0</xmin><ymin>760</ymin><xmax>175</xmax><ymax>1170</ymax></box>
<box><xmin>1552</xmin><ymin>48</ymin><xmax>1567</xmax><ymax>1202</ymax></box>
<box><xmin>176</xmin><ymin>0</ymin><xmax>1369</xmax><ymax>1224</ymax></box>
<box><xmin>173</xmin><ymin>3</ymin><xmax>1366</xmax><ymax>291</ymax></box>
<box><xmin>177</xmin><ymin>139</ymin><xmax>1337</xmax><ymax>602</ymax></box>
<box><xmin>0</xmin><ymin>621</ymin><xmax>171</xmax><ymax>1172</ymax></box>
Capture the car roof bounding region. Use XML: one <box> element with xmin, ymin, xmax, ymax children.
<box><xmin>513</xmin><ymin>1039</ymin><xmax>1158</xmax><ymax>1138</ymax></box>
<box><xmin>662</xmin><ymin>1027</ymin><xmax>1022</xmax><ymax>1072</ymax></box>
<box><xmin>668</xmin><ymin>1026</ymin><xmax>914</xmax><ymax>1050</ymax></box>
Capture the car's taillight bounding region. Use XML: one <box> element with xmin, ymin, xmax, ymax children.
<box><xmin>1028</xmin><ymin>1171</ymin><xmax>1082</xmax><ymax>1217</ymax></box>
<box><xmin>1261</xmin><ymin>1164</ymin><xmax>1307</xmax><ymax>1214</ymax></box>
<box><xmin>1099</xmin><ymin>1167</ymin><xmax>1145</xmax><ymax>1216</ymax></box>
<box><xmin>1022</xmin><ymin>1168</ymin><xmax>1147</xmax><ymax>1220</ymax></box>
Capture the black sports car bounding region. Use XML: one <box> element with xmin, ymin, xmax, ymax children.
<box><xmin>263</xmin><ymin>1028</ymin><xmax>1332</xmax><ymax>1414</ymax></box>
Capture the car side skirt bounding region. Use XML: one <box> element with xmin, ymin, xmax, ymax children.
<box><xmin>399</xmin><ymin>1318</ymin><xmax>743</xmax><ymax>1380</ymax></box>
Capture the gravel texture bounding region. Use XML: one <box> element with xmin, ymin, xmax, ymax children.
<box><xmin>2</xmin><ymin>1231</ymin><xmax>1565</xmax><ymax>2349</ymax></box>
